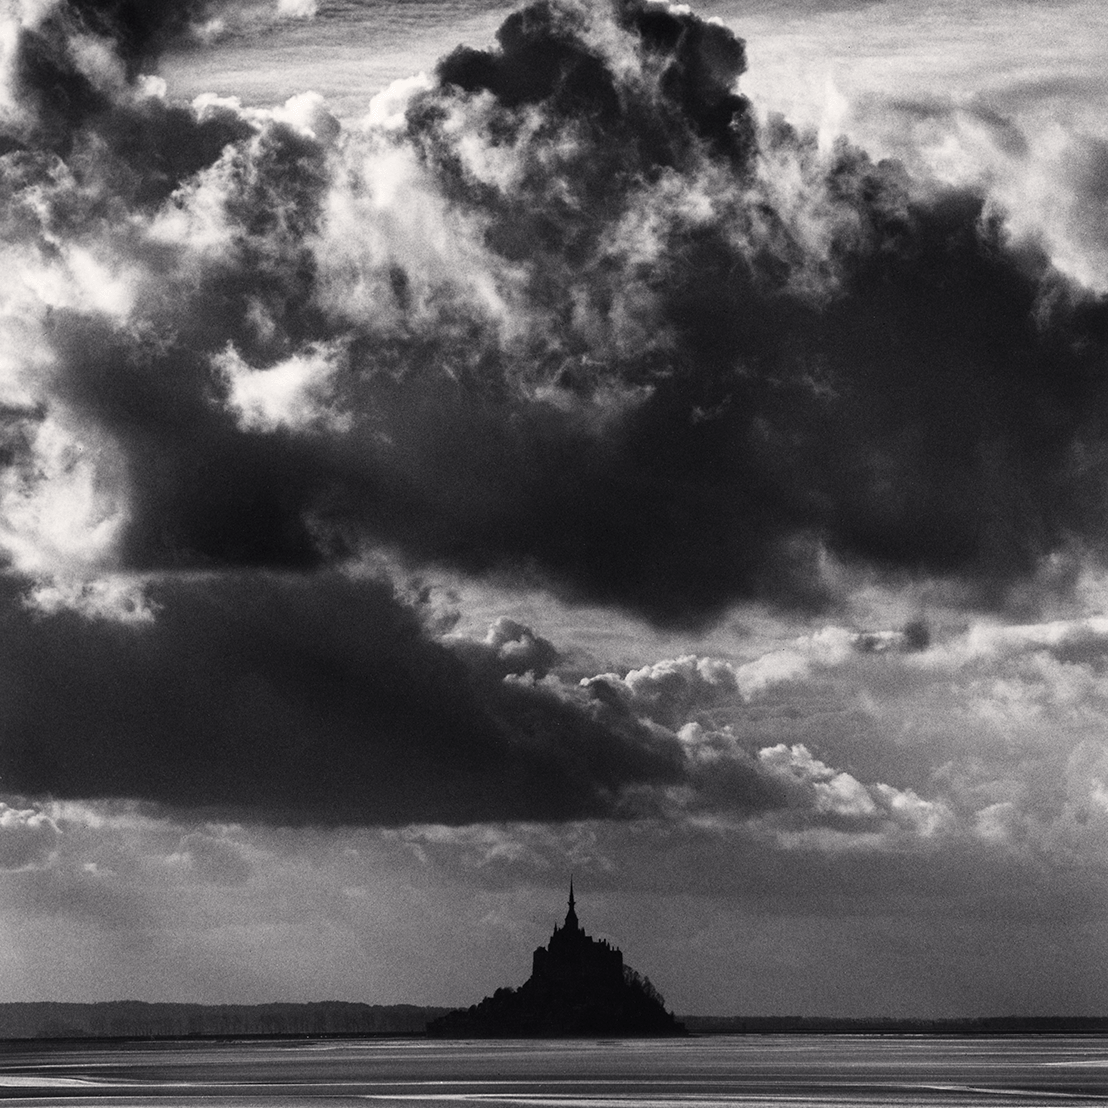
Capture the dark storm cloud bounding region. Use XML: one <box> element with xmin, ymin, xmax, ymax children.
<box><xmin>4</xmin><ymin>0</ymin><xmax>250</xmax><ymax>199</ymax></box>
<box><xmin>4</xmin><ymin>0</ymin><xmax>1108</xmax><ymax>824</ymax></box>
<box><xmin>400</xmin><ymin>76</ymin><xmax>1108</xmax><ymax>622</ymax></box>
<box><xmin>386</xmin><ymin>0</ymin><xmax>1108</xmax><ymax>623</ymax></box>
<box><xmin>62</xmin><ymin>0</ymin><xmax>212</xmax><ymax>74</ymax></box>
<box><xmin>0</xmin><ymin>573</ymin><xmax>683</xmax><ymax>824</ymax></box>
<box><xmin>429</xmin><ymin>0</ymin><xmax>754</xmax><ymax>158</ymax></box>
<box><xmin>8</xmin><ymin>0</ymin><xmax>1108</xmax><ymax>628</ymax></box>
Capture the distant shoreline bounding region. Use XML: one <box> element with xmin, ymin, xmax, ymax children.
<box><xmin>0</xmin><ymin>1001</ymin><xmax>450</xmax><ymax>1041</ymax></box>
<box><xmin>683</xmin><ymin>1016</ymin><xmax>1108</xmax><ymax>1035</ymax></box>
<box><xmin>0</xmin><ymin>1003</ymin><xmax>1104</xmax><ymax>1042</ymax></box>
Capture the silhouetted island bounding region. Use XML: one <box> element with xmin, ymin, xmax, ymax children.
<box><xmin>428</xmin><ymin>882</ymin><xmax>685</xmax><ymax>1037</ymax></box>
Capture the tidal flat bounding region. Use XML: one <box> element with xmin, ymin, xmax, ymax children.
<box><xmin>0</xmin><ymin>1033</ymin><xmax>1106</xmax><ymax>1107</ymax></box>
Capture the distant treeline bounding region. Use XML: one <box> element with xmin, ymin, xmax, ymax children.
<box><xmin>0</xmin><ymin>1001</ymin><xmax>452</xmax><ymax>1040</ymax></box>
<box><xmin>682</xmin><ymin>1015</ymin><xmax>1108</xmax><ymax>1035</ymax></box>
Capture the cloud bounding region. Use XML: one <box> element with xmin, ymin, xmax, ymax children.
<box><xmin>2</xmin><ymin>0</ymin><xmax>1108</xmax><ymax>638</ymax></box>
<box><xmin>376</xmin><ymin>0</ymin><xmax>1108</xmax><ymax>622</ymax></box>
<box><xmin>756</xmin><ymin>742</ymin><xmax>954</xmax><ymax>840</ymax></box>
<box><xmin>759</xmin><ymin>742</ymin><xmax>878</xmax><ymax>819</ymax></box>
<box><xmin>274</xmin><ymin>0</ymin><xmax>316</xmax><ymax>20</ymax></box>
<box><xmin>546</xmin><ymin>608</ymin><xmax>1108</xmax><ymax>857</ymax></box>
<box><xmin>23</xmin><ymin>573</ymin><xmax>158</xmax><ymax>621</ymax></box>
<box><xmin>448</xmin><ymin>616</ymin><xmax>562</xmax><ymax>679</ymax></box>
<box><xmin>584</xmin><ymin>656</ymin><xmax>742</xmax><ymax>729</ymax></box>
<box><xmin>0</xmin><ymin>572</ymin><xmax>685</xmax><ymax>825</ymax></box>
<box><xmin>215</xmin><ymin>342</ymin><xmax>350</xmax><ymax>433</ymax></box>
<box><xmin>0</xmin><ymin>801</ymin><xmax>59</xmax><ymax>870</ymax></box>
<box><xmin>581</xmin><ymin>622</ymin><xmax>928</xmax><ymax>726</ymax></box>
<box><xmin>3</xmin><ymin>0</ymin><xmax>1108</xmax><ymax>837</ymax></box>
<box><xmin>167</xmin><ymin>831</ymin><xmax>253</xmax><ymax>885</ymax></box>
<box><xmin>0</xmin><ymin>571</ymin><xmax>955</xmax><ymax>837</ymax></box>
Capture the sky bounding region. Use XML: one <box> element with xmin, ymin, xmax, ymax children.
<box><xmin>0</xmin><ymin>0</ymin><xmax>1107</xmax><ymax>1019</ymax></box>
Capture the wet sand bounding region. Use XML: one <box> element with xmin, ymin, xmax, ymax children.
<box><xmin>1</xmin><ymin>1032</ymin><xmax>1106</xmax><ymax>1107</ymax></box>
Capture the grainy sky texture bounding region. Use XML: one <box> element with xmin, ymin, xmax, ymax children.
<box><xmin>0</xmin><ymin>0</ymin><xmax>1107</xmax><ymax>1017</ymax></box>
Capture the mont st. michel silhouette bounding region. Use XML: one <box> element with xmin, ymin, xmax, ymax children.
<box><xmin>428</xmin><ymin>882</ymin><xmax>686</xmax><ymax>1037</ymax></box>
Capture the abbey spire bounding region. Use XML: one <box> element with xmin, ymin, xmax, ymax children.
<box><xmin>564</xmin><ymin>877</ymin><xmax>579</xmax><ymax>932</ymax></box>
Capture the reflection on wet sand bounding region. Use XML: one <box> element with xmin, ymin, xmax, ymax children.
<box><xmin>1</xmin><ymin>1034</ymin><xmax>1106</xmax><ymax>1107</ymax></box>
